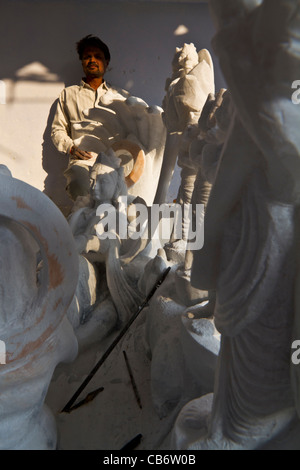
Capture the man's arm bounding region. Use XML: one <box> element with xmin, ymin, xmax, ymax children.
<box><xmin>51</xmin><ymin>90</ymin><xmax>93</xmax><ymax>161</ymax></box>
<box><xmin>51</xmin><ymin>90</ymin><xmax>74</xmax><ymax>155</ymax></box>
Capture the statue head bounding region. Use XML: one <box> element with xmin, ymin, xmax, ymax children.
<box><xmin>90</xmin><ymin>150</ymin><xmax>127</xmax><ymax>204</ymax></box>
<box><xmin>171</xmin><ymin>43</ymin><xmax>199</xmax><ymax>79</ymax></box>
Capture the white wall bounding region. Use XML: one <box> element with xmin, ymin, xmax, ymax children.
<box><xmin>0</xmin><ymin>0</ymin><xmax>225</xmax><ymax>214</ymax></box>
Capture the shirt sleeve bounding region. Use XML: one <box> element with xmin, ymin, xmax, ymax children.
<box><xmin>51</xmin><ymin>89</ymin><xmax>74</xmax><ymax>155</ymax></box>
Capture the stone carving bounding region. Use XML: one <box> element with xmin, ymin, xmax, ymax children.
<box><xmin>154</xmin><ymin>43</ymin><xmax>215</xmax><ymax>205</ymax></box>
<box><xmin>72</xmin><ymin>90</ymin><xmax>166</xmax><ymax>206</ymax></box>
<box><xmin>142</xmin><ymin>44</ymin><xmax>223</xmax><ymax>418</ymax></box>
<box><xmin>173</xmin><ymin>88</ymin><xmax>231</xmax><ymax>311</ymax></box>
<box><xmin>172</xmin><ymin>0</ymin><xmax>300</xmax><ymax>450</ymax></box>
<box><xmin>65</xmin><ymin>45</ymin><xmax>218</xmax><ymax>353</ymax></box>
<box><xmin>67</xmin><ymin>150</ymin><xmax>161</xmax><ymax>338</ymax></box>
<box><xmin>160</xmin><ymin>46</ymin><xmax>231</xmax><ymax>312</ymax></box>
<box><xmin>143</xmin><ymin>255</ymin><xmax>220</xmax><ymax>419</ymax></box>
<box><xmin>0</xmin><ymin>168</ymin><xmax>78</xmax><ymax>449</ymax></box>
<box><xmin>62</xmin><ymin>41</ymin><xmax>223</xmax><ymax>417</ymax></box>
<box><xmin>158</xmin><ymin>44</ymin><xmax>215</xmax><ymax>268</ymax></box>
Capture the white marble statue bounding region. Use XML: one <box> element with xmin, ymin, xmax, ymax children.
<box><xmin>173</xmin><ymin>88</ymin><xmax>232</xmax><ymax>312</ymax></box>
<box><xmin>172</xmin><ymin>0</ymin><xmax>300</xmax><ymax>450</ymax></box>
<box><xmin>67</xmin><ymin>150</ymin><xmax>161</xmax><ymax>334</ymax></box>
<box><xmin>64</xmin><ymin>45</ymin><xmax>217</xmax><ymax>351</ymax></box>
<box><xmin>158</xmin><ymin>44</ymin><xmax>215</xmax><ymax>264</ymax></box>
<box><xmin>72</xmin><ymin>90</ymin><xmax>166</xmax><ymax>206</ymax></box>
<box><xmin>154</xmin><ymin>43</ymin><xmax>215</xmax><ymax>205</ymax></box>
<box><xmin>142</xmin><ymin>252</ymin><xmax>220</xmax><ymax>419</ymax></box>
<box><xmin>138</xmin><ymin>45</ymin><xmax>226</xmax><ymax>418</ymax></box>
<box><xmin>0</xmin><ymin>168</ymin><xmax>78</xmax><ymax>449</ymax></box>
<box><xmin>142</xmin><ymin>90</ymin><xmax>233</xmax><ymax>419</ymax></box>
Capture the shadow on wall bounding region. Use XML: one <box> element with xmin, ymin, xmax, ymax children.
<box><xmin>42</xmin><ymin>100</ymin><xmax>73</xmax><ymax>217</ymax></box>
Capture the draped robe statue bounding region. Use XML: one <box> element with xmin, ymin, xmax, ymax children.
<box><xmin>172</xmin><ymin>0</ymin><xmax>300</xmax><ymax>450</ymax></box>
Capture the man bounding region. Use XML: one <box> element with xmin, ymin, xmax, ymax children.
<box><xmin>51</xmin><ymin>35</ymin><xmax>129</xmax><ymax>201</ymax></box>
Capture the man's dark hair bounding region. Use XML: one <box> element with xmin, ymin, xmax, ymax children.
<box><xmin>76</xmin><ymin>35</ymin><xmax>111</xmax><ymax>62</ymax></box>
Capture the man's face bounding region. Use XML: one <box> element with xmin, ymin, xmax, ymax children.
<box><xmin>81</xmin><ymin>46</ymin><xmax>109</xmax><ymax>79</ymax></box>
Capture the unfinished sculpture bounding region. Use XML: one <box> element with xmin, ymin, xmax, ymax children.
<box><xmin>142</xmin><ymin>91</ymin><xmax>232</xmax><ymax>417</ymax></box>
<box><xmin>142</xmin><ymin>45</ymin><xmax>224</xmax><ymax>418</ymax></box>
<box><xmin>64</xmin><ymin>54</ymin><xmax>222</xmax><ymax>414</ymax></box>
<box><xmin>67</xmin><ymin>150</ymin><xmax>162</xmax><ymax>337</ymax></box>
<box><xmin>154</xmin><ymin>43</ymin><xmax>215</xmax><ymax>205</ymax></box>
<box><xmin>160</xmin><ymin>46</ymin><xmax>233</xmax><ymax>311</ymax></box>
<box><xmin>172</xmin><ymin>0</ymin><xmax>300</xmax><ymax>450</ymax></box>
<box><xmin>66</xmin><ymin>45</ymin><xmax>218</xmax><ymax>348</ymax></box>
<box><xmin>170</xmin><ymin>88</ymin><xmax>231</xmax><ymax>311</ymax></box>
<box><xmin>158</xmin><ymin>45</ymin><xmax>215</xmax><ymax>267</ymax></box>
<box><xmin>142</xmin><ymin>255</ymin><xmax>220</xmax><ymax>419</ymax></box>
<box><xmin>72</xmin><ymin>89</ymin><xmax>166</xmax><ymax>206</ymax></box>
<box><xmin>0</xmin><ymin>168</ymin><xmax>78</xmax><ymax>449</ymax></box>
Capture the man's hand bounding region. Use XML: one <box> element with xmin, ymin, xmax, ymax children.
<box><xmin>70</xmin><ymin>145</ymin><xmax>93</xmax><ymax>160</ymax></box>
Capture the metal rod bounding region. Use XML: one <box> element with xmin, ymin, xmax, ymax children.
<box><xmin>67</xmin><ymin>387</ymin><xmax>104</xmax><ymax>412</ymax></box>
<box><xmin>123</xmin><ymin>350</ymin><xmax>142</xmax><ymax>409</ymax></box>
<box><xmin>120</xmin><ymin>433</ymin><xmax>143</xmax><ymax>451</ymax></box>
<box><xmin>61</xmin><ymin>267</ymin><xmax>171</xmax><ymax>413</ymax></box>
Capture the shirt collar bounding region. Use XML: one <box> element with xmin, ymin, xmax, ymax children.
<box><xmin>80</xmin><ymin>79</ymin><xmax>109</xmax><ymax>91</ymax></box>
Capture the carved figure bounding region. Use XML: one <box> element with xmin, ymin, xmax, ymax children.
<box><xmin>139</xmin><ymin>45</ymin><xmax>225</xmax><ymax>417</ymax></box>
<box><xmin>157</xmin><ymin>44</ymin><xmax>215</xmax><ymax>269</ymax></box>
<box><xmin>67</xmin><ymin>151</ymin><xmax>157</xmax><ymax>330</ymax></box>
<box><xmin>154</xmin><ymin>44</ymin><xmax>215</xmax><ymax>205</ymax></box>
<box><xmin>172</xmin><ymin>0</ymin><xmax>300</xmax><ymax>450</ymax></box>
<box><xmin>80</xmin><ymin>93</ymin><xmax>166</xmax><ymax>206</ymax></box>
<box><xmin>173</xmin><ymin>88</ymin><xmax>231</xmax><ymax>311</ymax></box>
<box><xmin>0</xmin><ymin>168</ymin><xmax>78</xmax><ymax>449</ymax></box>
